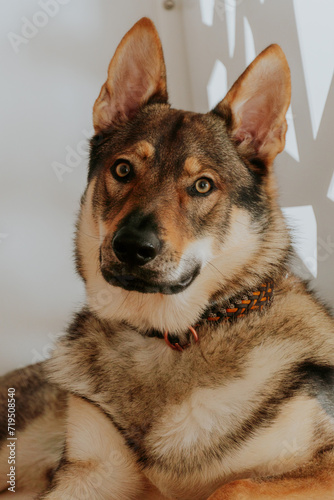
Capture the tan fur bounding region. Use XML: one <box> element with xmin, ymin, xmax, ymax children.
<box><xmin>184</xmin><ymin>157</ymin><xmax>206</xmax><ymax>177</ymax></box>
<box><xmin>135</xmin><ymin>139</ymin><xmax>156</xmax><ymax>160</ymax></box>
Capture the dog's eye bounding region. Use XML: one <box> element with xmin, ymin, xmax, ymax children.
<box><xmin>195</xmin><ymin>179</ymin><xmax>211</xmax><ymax>193</ymax></box>
<box><xmin>190</xmin><ymin>178</ymin><xmax>215</xmax><ymax>196</ymax></box>
<box><xmin>111</xmin><ymin>160</ymin><xmax>134</xmax><ymax>182</ymax></box>
<box><xmin>116</xmin><ymin>163</ymin><xmax>130</xmax><ymax>177</ymax></box>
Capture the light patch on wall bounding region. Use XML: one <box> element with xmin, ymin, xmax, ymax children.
<box><xmin>200</xmin><ymin>0</ymin><xmax>215</xmax><ymax>26</ymax></box>
<box><xmin>284</xmin><ymin>105</ymin><xmax>300</xmax><ymax>162</ymax></box>
<box><xmin>225</xmin><ymin>0</ymin><xmax>237</xmax><ymax>58</ymax></box>
<box><xmin>327</xmin><ymin>171</ymin><xmax>334</xmax><ymax>202</ymax></box>
<box><xmin>282</xmin><ymin>205</ymin><xmax>317</xmax><ymax>278</ymax></box>
<box><xmin>243</xmin><ymin>17</ymin><xmax>256</xmax><ymax>66</ymax></box>
<box><xmin>259</xmin><ymin>0</ymin><xmax>265</xmax><ymax>3</ymax></box>
<box><xmin>207</xmin><ymin>59</ymin><xmax>228</xmax><ymax>110</ymax></box>
<box><xmin>293</xmin><ymin>0</ymin><xmax>334</xmax><ymax>139</ymax></box>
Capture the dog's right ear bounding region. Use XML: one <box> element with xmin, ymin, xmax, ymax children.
<box><xmin>93</xmin><ymin>17</ymin><xmax>168</xmax><ymax>133</ymax></box>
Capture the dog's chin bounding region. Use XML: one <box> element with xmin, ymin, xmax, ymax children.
<box><xmin>100</xmin><ymin>266</ymin><xmax>200</xmax><ymax>294</ymax></box>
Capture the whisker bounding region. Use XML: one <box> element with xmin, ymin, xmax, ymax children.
<box><xmin>80</xmin><ymin>230</ymin><xmax>100</xmax><ymax>241</ymax></box>
<box><xmin>120</xmin><ymin>290</ymin><xmax>131</xmax><ymax>309</ymax></box>
<box><xmin>207</xmin><ymin>262</ymin><xmax>226</xmax><ymax>280</ymax></box>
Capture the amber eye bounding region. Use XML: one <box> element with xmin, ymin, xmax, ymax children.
<box><xmin>111</xmin><ymin>160</ymin><xmax>134</xmax><ymax>182</ymax></box>
<box><xmin>115</xmin><ymin>163</ymin><xmax>130</xmax><ymax>177</ymax></box>
<box><xmin>194</xmin><ymin>178</ymin><xmax>212</xmax><ymax>194</ymax></box>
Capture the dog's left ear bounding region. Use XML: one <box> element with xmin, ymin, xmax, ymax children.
<box><xmin>93</xmin><ymin>17</ymin><xmax>168</xmax><ymax>133</ymax></box>
<box><xmin>214</xmin><ymin>44</ymin><xmax>291</xmax><ymax>168</ymax></box>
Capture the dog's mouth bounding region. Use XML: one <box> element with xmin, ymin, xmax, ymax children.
<box><xmin>100</xmin><ymin>266</ymin><xmax>200</xmax><ymax>294</ymax></box>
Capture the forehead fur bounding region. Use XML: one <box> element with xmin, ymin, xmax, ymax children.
<box><xmin>89</xmin><ymin>104</ymin><xmax>242</xmax><ymax>181</ymax></box>
<box><xmin>88</xmin><ymin>103</ymin><xmax>269</xmax><ymax>224</ymax></box>
<box><xmin>184</xmin><ymin>157</ymin><xmax>203</xmax><ymax>177</ymax></box>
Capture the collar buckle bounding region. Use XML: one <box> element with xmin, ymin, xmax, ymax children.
<box><xmin>164</xmin><ymin>326</ymin><xmax>198</xmax><ymax>351</ymax></box>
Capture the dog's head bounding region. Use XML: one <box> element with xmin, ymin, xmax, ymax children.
<box><xmin>76</xmin><ymin>18</ymin><xmax>291</xmax><ymax>332</ymax></box>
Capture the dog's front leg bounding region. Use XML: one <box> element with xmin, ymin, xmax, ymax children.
<box><xmin>40</xmin><ymin>394</ymin><xmax>145</xmax><ymax>500</ymax></box>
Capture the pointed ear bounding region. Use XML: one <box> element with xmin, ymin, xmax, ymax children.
<box><xmin>214</xmin><ymin>44</ymin><xmax>291</xmax><ymax>168</ymax></box>
<box><xmin>93</xmin><ymin>17</ymin><xmax>168</xmax><ymax>133</ymax></box>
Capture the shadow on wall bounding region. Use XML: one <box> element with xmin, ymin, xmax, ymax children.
<box><xmin>181</xmin><ymin>0</ymin><xmax>334</xmax><ymax>308</ymax></box>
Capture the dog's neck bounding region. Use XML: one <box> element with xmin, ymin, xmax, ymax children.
<box><xmin>138</xmin><ymin>280</ymin><xmax>275</xmax><ymax>350</ymax></box>
<box><xmin>86</xmin><ymin>252</ymin><xmax>289</xmax><ymax>338</ymax></box>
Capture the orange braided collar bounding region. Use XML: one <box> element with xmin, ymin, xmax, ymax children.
<box><xmin>159</xmin><ymin>281</ymin><xmax>274</xmax><ymax>351</ymax></box>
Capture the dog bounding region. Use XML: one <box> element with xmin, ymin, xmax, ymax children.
<box><xmin>1</xmin><ymin>16</ymin><xmax>334</xmax><ymax>500</ymax></box>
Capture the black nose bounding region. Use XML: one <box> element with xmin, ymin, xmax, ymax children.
<box><xmin>112</xmin><ymin>227</ymin><xmax>161</xmax><ymax>266</ymax></box>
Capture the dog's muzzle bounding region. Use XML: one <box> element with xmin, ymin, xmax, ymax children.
<box><xmin>100</xmin><ymin>210</ymin><xmax>200</xmax><ymax>294</ymax></box>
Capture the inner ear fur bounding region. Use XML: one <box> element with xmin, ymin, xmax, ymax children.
<box><xmin>214</xmin><ymin>44</ymin><xmax>291</xmax><ymax>168</ymax></box>
<box><xmin>93</xmin><ymin>17</ymin><xmax>168</xmax><ymax>133</ymax></box>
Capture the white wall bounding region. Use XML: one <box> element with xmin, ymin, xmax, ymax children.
<box><xmin>1</xmin><ymin>0</ymin><xmax>333</xmax><ymax>375</ymax></box>
<box><xmin>0</xmin><ymin>0</ymin><xmax>190</xmax><ymax>375</ymax></box>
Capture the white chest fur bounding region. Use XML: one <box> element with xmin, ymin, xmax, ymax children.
<box><xmin>49</xmin><ymin>327</ymin><xmax>320</xmax><ymax>499</ymax></box>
